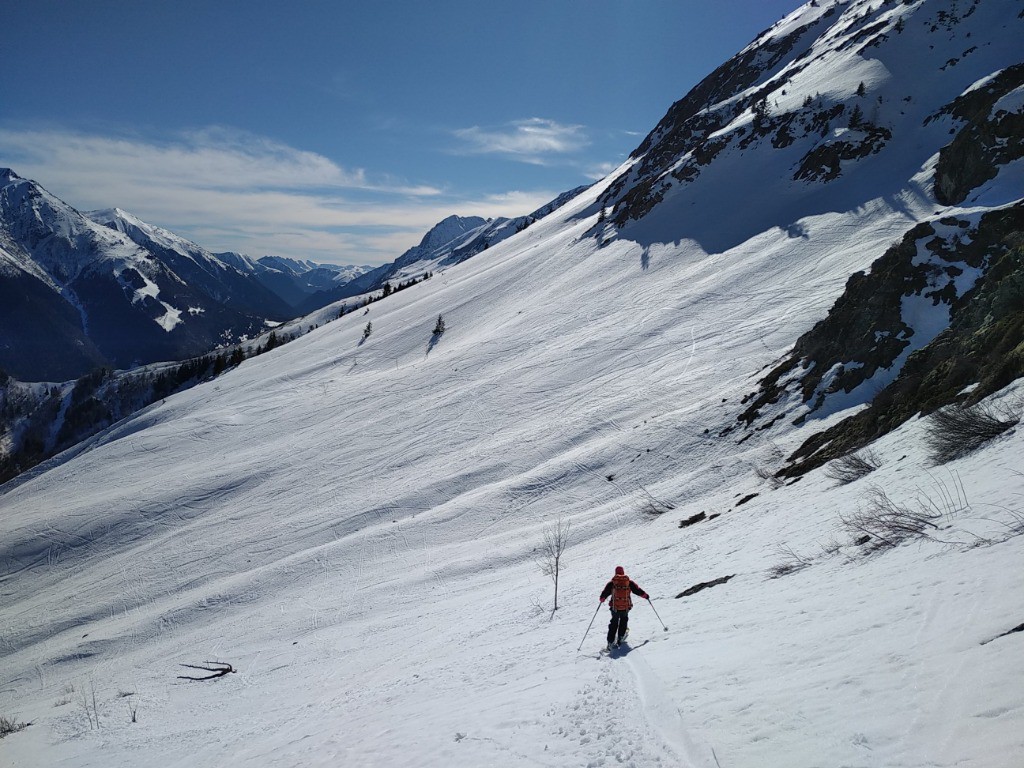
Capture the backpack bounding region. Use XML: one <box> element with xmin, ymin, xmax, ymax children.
<box><xmin>611</xmin><ymin>573</ymin><xmax>633</xmax><ymax>611</ymax></box>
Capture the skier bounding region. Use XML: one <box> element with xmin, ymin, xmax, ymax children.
<box><xmin>599</xmin><ymin>566</ymin><xmax>648</xmax><ymax>650</ymax></box>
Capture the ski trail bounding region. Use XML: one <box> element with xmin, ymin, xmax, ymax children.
<box><xmin>622</xmin><ymin>647</ymin><xmax>721</xmax><ymax>768</ymax></box>
<box><xmin>558</xmin><ymin>661</ymin><xmax>682</xmax><ymax>768</ymax></box>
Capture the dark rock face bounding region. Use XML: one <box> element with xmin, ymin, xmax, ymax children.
<box><xmin>740</xmin><ymin>204</ymin><xmax>1024</xmax><ymax>476</ymax></box>
<box><xmin>600</xmin><ymin>19</ymin><xmax>826</xmax><ymax>228</ymax></box>
<box><xmin>738</xmin><ymin>220</ymin><xmax>963</xmax><ymax>426</ymax></box>
<box><xmin>793</xmin><ymin>124</ymin><xmax>893</xmax><ymax>182</ymax></box>
<box><xmin>0</xmin><ymin>271</ymin><xmax>107</xmax><ymax>381</ymax></box>
<box><xmin>69</xmin><ymin>267</ymin><xmax>267</xmax><ymax>372</ymax></box>
<box><xmin>934</xmin><ymin>64</ymin><xmax>1024</xmax><ymax>205</ymax></box>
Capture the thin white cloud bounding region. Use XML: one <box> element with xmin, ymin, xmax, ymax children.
<box><xmin>0</xmin><ymin>126</ymin><xmax>370</xmax><ymax>194</ymax></box>
<box><xmin>0</xmin><ymin>125</ymin><xmax>554</xmax><ymax>265</ymax></box>
<box><xmin>453</xmin><ymin>118</ymin><xmax>589</xmax><ymax>164</ymax></box>
<box><xmin>583</xmin><ymin>161</ymin><xmax>622</xmax><ymax>180</ymax></box>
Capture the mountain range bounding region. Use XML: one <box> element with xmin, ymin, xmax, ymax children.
<box><xmin>0</xmin><ymin>171</ymin><xmax>293</xmax><ymax>381</ymax></box>
<box><xmin>1</xmin><ymin>170</ymin><xmax>579</xmax><ymax>381</ymax></box>
<box><xmin>1</xmin><ymin>1</ymin><xmax>1023</xmax><ymax>766</ymax></box>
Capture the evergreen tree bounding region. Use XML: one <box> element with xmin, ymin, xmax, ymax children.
<box><xmin>849</xmin><ymin>104</ymin><xmax>864</xmax><ymax>128</ymax></box>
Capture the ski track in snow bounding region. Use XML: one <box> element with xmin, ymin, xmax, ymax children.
<box><xmin>557</xmin><ymin>657</ymin><xmax>682</xmax><ymax>768</ymax></box>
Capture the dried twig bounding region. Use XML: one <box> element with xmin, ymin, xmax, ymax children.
<box><xmin>825</xmin><ymin>449</ymin><xmax>881</xmax><ymax>485</ymax></box>
<box><xmin>177</xmin><ymin>662</ymin><xmax>236</xmax><ymax>681</ymax></box>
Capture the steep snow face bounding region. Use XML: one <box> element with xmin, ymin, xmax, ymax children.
<box><xmin>601</xmin><ymin>0</ymin><xmax>1024</xmax><ymax>248</ymax></box>
<box><xmin>595</xmin><ymin>0</ymin><xmax>1024</xmax><ymax>460</ymax></box>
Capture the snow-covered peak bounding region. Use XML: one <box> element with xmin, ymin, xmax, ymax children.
<box><xmin>85</xmin><ymin>207</ymin><xmax>212</xmax><ymax>264</ymax></box>
<box><xmin>417</xmin><ymin>214</ymin><xmax>490</xmax><ymax>252</ymax></box>
<box><xmin>0</xmin><ymin>171</ymin><xmax>151</xmax><ymax>282</ymax></box>
<box><xmin>86</xmin><ymin>206</ymin><xmax>141</xmax><ymax>228</ymax></box>
<box><xmin>256</xmin><ymin>255</ymin><xmax>323</xmax><ymax>276</ymax></box>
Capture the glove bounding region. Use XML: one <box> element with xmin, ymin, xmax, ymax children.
<box><xmin>599</xmin><ymin>597</ymin><xmax>606</xmax><ymax>603</ymax></box>
<box><xmin>642</xmin><ymin>593</ymin><xmax>649</xmax><ymax>599</ymax></box>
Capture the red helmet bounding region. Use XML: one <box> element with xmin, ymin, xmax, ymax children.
<box><xmin>615</xmin><ymin>566</ymin><xmax>625</xmax><ymax>575</ymax></box>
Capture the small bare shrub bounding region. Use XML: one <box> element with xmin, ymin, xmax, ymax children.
<box><xmin>0</xmin><ymin>715</ymin><xmax>30</xmax><ymax>738</ymax></box>
<box><xmin>54</xmin><ymin>682</ymin><xmax>74</xmax><ymax>706</ymax></box>
<box><xmin>842</xmin><ymin>485</ymin><xmax>940</xmax><ymax>549</ymax></box>
<box><xmin>767</xmin><ymin>544</ymin><xmax>813</xmax><ymax>578</ymax></box>
<box><xmin>978</xmin><ymin>473</ymin><xmax>1024</xmax><ymax>543</ymax></box>
<box><xmin>819</xmin><ymin>536</ymin><xmax>844</xmax><ymax>557</ymax></box>
<box><xmin>825</xmin><ymin>449</ymin><xmax>881</xmax><ymax>484</ymax></box>
<box><xmin>842</xmin><ymin>475</ymin><xmax>970</xmax><ymax>551</ymax></box>
<box><xmin>753</xmin><ymin>443</ymin><xmax>786</xmax><ymax>489</ymax></box>
<box><xmin>79</xmin><ymin>681</ymin><xmax>100</xmax><ymax>730</ymax></box>
<box><xmin>1003</xmin><ymin>510</ymin><xmax>1024</xmax><ymax>538</ymax></box>
<box><xmin>926</xmin><ymin>401</ymin><xmax>1020</xmax><ymax>464</ymax></box>
<box><xmin>637</xmin><ymin>484</ymin><xmax>675</xmax><ymax>518</ymax></box>
<box><xmin>639</xmin><ymin>500</ymin><xmax>672</xmax><ymax>517</ymax></box>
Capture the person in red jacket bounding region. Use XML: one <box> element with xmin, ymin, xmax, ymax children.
<box><xmin>599</xmin><ymin>566</ymin><xmax>648</xmax><ymax>650</ymax></box>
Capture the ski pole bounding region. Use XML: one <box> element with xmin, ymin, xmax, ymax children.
<box><xmin>577</xmin><ymin>602</ymin><xmax>603</xmax><ymax>651</ymax></box>
<box><xmin>647</xmin><ymin>597</ymin><xmax>668</xmax><ymax>631</ymax></box>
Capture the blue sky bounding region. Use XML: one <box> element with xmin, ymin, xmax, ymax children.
<box><xmin>1</xmin><ymin>0</ymin><xmax>804</xmax><ymax>265</ymax></box>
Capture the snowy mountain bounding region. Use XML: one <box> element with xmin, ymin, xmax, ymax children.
<box><xmin>296</xmin><ymin>186</ymin><xmax>589</xmax><ymax>314</ymax></box>
<box><xmin>0</xmin><ymin>173</ymin><xmax>293</xmax><ymax>381</ymax></box>
<box><xmin>226</xmin><ymin>254</ymin><xmax>372</xmax><ymax>311</ymax></box>
<box><xmin>85</xmin><ymin>207</ymin><xmax>293</xmax><ymax>318</ymax></box>
<box><xmin>1</xmin><ymin>2</ymin><xmax>1023</xmax><ymax>767</ymax></box>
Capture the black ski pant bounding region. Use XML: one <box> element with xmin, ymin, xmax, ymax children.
<box><xmin>607</xmin><ymin>609</ymin><xmax>629</xmax><ymax>643</ymax></box>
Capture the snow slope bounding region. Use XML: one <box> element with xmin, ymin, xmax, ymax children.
<box><xmin>2</xmin><ymin>1</ymin><xmax>1023</xmax><ymax>766</ymax></box>
<box><xmin>2</xmin><ymin>171</ymin><xmax>1021</xmax><ymax>767</ymax></box>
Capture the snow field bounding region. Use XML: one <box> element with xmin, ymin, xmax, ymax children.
<box><xmin>1</xmin><ymin>171</ymin><xmax>1022</xmax><ymax>766</ymax></box>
